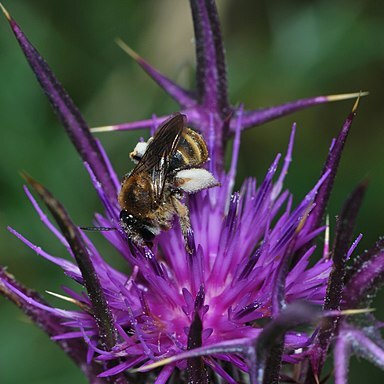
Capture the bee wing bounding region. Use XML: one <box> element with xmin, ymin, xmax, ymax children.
<box><xmin>130</xmin><ymin>113</ymin><xmax>186</xmax><ymax>202</ymax></box>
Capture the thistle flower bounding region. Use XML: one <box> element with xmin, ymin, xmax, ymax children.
<box><xmin>1</xmin><ymin>2</ymin><xmax>384</xmax><ymax>384</ymax></box>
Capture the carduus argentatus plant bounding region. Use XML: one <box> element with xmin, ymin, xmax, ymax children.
<box><xmin>1</xmin><ymin>1</ymin><xmax>383</xmax><ymax>384</ymax></box>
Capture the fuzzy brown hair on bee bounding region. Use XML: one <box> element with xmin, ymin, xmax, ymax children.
<box><xmin>118</xmin><ymin>113</ymin><xmax>219</xmax><ymax>253</ymax></box>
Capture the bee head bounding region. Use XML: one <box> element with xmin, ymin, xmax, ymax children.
<box><xmin>119</xmin><ymin>210</ymin><xmax>159</xmax><ymax>245</ymax></box>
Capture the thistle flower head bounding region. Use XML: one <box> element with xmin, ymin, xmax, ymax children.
<box><xmin>1</xmin><ymin>2</ymin><xmax>384</xmax><ymax>384</ymax></box>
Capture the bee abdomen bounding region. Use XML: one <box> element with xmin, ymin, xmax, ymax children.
<box><xmin>170</xmin><ymin>128</ymin><xmax>209</xmax><ymax>170</ymax></box>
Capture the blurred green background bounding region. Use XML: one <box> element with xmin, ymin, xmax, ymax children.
<box><xmin>0</xmin><ymin>0</ymin><xmax>383</xmax><ymax>383</ymax></box>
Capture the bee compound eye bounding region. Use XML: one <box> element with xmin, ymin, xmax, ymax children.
<box><xmin>120</xmin><ymin>210</ymin><xmax>136</xmax><ymax>226</ymax></box>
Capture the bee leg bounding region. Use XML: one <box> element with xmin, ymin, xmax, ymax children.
<box><xmin>174</xmin><ymin>168</ymin><xmax>220</xmax><ymax>193</ymax></box>
<box><xmin>129</xmin><ymin>140</ymin><xmax>149</xmax><ymax>163</ymax></box>
<box><xmin>171</xmin><ymin>196</ymin><xmax>194</xmax><ymax>254</ymax></box>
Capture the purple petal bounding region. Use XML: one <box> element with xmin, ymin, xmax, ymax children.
<box><xmin>334</xmin><ymin>332</ymin><xmax>351</xmax><ymax>384</ymax></box>
<box><xmin>116</xmin><ymin>39</ymin><xmax>196</xmax><ymax>108</ymax></box>
<box><xmin>83</xmin><ymin>162</ymin><xmax>119</xmax><ymax>221</ymax></box>
<box><xmin>346</xmin><ymin>326</ymin><xmax>384</xmax><ymax>369</ymax></box>
<box><xmin>325</xmin><ymin>180</ymin><xmax>368</xmax><ymax>311</ymax></box>
<box><xmin>345</xmin><ymin>237</ymin><xmax>384</xmax><ymax>285</ymax></box>
<box><xmin>227</xmin><ymin>106</ymin><xmax>243</xmax><ymax>196</ymax></box>
<box><xmin>0</xmin><ymin>267</ymin><xmax>105</xmax><ymax>381</ymax></box>
<box><xmin>346</xmin><ymin>233</ymin><xmax>363</xmax><ymax>260</ymax></box>
<box><xmin>91</xmin><ymin>115</ymin><xmax>170</xmax><ymax>133</ymax></box>
<box><xmin>23</xmin><ymin>174</ymin><xmax>117</xmax><ymax>351</ymax></box>
<box><xmin>304</xmin><ymin>99</ymin><xmax>360</xmax><ymax>237</ymax></box>
<box><xmin>7</xmin><ymin>226</ymin><xmax>81</xmax><ymax>278</ymax></box>
<box><xmin>205</xmin><ymin>358</ymin><xmax>238</xmax><ymax>384</ymax></box>
<box><xmin>154</xmin><ymin>365</ymin><xmax>176</xmax><ymax>384</ymax></box>
<box><xmin>272</xmin><ymin>123</ymin><xmax>296</xmax><ymax>199</ymax></box>
<box><xmin>270</xmin><ymin>170</ymin><xmax>330</xmax><ymax>316</ymax></box>
<box><xmin>23</xmin><ymin>185</ymin><xmax>68</xmax><ymax>248</ymax></box>
<box><xmin>97</xmin><ymin>356</ymin><xmax>143</xmax><ymax>377</ymax></box>
<box><xmin>235</xmin><ymin>92</ymin><xmax>365</xmax><ymax>132</ymax></box>
<box><xmin>189</xmin><ymin>0</ymin><xmax>229</xmax><ymax>115</ymax></box>
<box><xmin>52</xmin><ymin>330</ymin><xmax>96</xmax><ymax>340</ymax></box>
<box><xmin>3</xmin><ymin>9</ymin><xmax>117</xmax><ymax>205</ymax></box>
<box><xmin>309</xmin><ymin>180</ymin><xmax>369</xmax><ymax>376</ymax></box>
<box><xmin>0</xmin><ymin>277</ymin><xmax>86</xmax><ymax>319</ymax></box>
<box><xmin>344</xmin><ymin>250</ymin><xmax>384</xmax><ymax>308</ymax></box>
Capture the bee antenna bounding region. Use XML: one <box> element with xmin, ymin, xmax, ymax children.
<box><xmin>80</xmin><ymin>226</ymin><xmax>117</xmax><ymax>232</ymax></box>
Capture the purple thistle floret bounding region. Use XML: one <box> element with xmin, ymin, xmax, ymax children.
<box><xmin>1</xmin><ymin>2</ymin><xmax>383</xmax><ymax>384</ymax></box>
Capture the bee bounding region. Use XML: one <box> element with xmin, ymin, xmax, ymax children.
<box><xmin>118</xmin><ymin>113</ymin><xmax>219</xmax><ymax>253</ymax></box>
